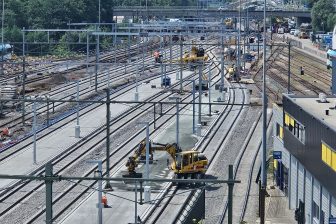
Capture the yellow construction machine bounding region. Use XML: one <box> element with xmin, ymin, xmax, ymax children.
<box><xmin>224</xmin><ymin>18</ymin><xmax>233</xmax><ymax>29</ymax></box>
<box><xmin>123</xmin><ymin>140</ymin><xmax>208</xmax><ymax>179</ymax></box>
<box><xmin>181</xmin><ymin>41</ymin><xmax>209</xmax><ymax>65</ymax></box>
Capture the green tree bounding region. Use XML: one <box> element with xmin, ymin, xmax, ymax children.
<box><xmin>311</xmin><ymin>0</ymin><xmax>336</xmax><ymax>31</ymax></box>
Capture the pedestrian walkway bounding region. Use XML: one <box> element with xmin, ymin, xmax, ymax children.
<box><xmin>264</xmin><ymin>186</ymin><xmax>296</xmax><ymax>224</ymax></box>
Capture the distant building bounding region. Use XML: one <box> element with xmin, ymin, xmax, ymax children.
<box><xmin>273</xmin><ymin>94</ymin><xmax>336</xmax><ymax>224</ymax></box>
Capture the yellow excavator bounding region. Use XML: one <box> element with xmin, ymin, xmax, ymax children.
<box><xmin>224</xmin><ymin>18</ymin><xmax>233</xmax><ymax>29</ymax></box>
<box><xmin>123</xmin><ymin>140</ymin><xmax>208</xmax><ymax>179</ymax></box>
<box><xmin>182</xmin><ymin>42</ymin><xmax>209</xmax><ymax>65</ymax></box>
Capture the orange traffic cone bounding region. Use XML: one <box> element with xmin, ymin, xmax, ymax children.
<box><xmin>102</xmin><ymin>195</ymin><xmax>108</xmax><ymax>208</ymax></box>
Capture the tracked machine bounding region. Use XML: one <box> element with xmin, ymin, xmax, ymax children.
<box><xmin>123</xmin><ymin>140</ymin><xmax>208</xmax><ymax>180</ymax></box>
<box><xmin>181</xmin><ymin>41</ymin><xmax>209</xmax><ymax>70</ymax></box>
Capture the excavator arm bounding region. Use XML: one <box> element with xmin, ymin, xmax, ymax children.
<box><xmin>124</xmin><ymin>141</ymin><xmax>180</xmax><ymax>177</ymax></box>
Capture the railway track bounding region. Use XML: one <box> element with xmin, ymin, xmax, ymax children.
<box><xmin>143</xmin><ymin>49</ymin><xmax>248</xmax><ymax>223</ymax></box>
<box><xmin>0</xmin><ymin>45</ymin><xmax>219</xmax><ymax>223</ymax></box>
<box><xmin>0</xmin><ymin>44</ymin><xmax>182</xmax><ymax>130</ymax></box>
<box><xmin>0</xmin><ymin>39</ymin><xmax>165</xmax><ymax>86</ymax></box>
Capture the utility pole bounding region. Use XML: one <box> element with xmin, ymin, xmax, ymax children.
<box><xmin>95</xmin><ymin>31</ymin><xmax>99</xmax><ymax>92</ymax></box>
<box><xmin>287</xmin><ymin>41</ymin><xmax>291</xmax><ymax>93</ymax></box>
<box><xmin>1</xmin><ymin>0</ymin><xmax>4</xmax><ymax>75</ymax></box>
<box><xmin>45</xmin><ymin>162</ymin><xmax>53</xmax><ymax>224</ymax></box>
<box><xmin>198</xmin><ymin>65</ymin><xmax>202</xmax><ymax>126</ymax></box>
<box><xmin>208</xmin><ymin>64</ymin><xmax>212</xmax><ymax>116</ymax></box>
<box><xmin>22</xmin><ymin>28</ymin><xmax>26</xmax><ymax>125</ymax></box>
<box><xmin>260</xmin><ymin>0</ymin><xmax>268</xmax><ymax>221</ymax></box>
<box><xmin>86</xmin><ymin>32</ymin><xmax>90</xmax><ymax>87</ymax></box>
<box><xmin>105</xmin><ymin>89</ymin><xmax>112</xmax><ymax>190</ymax></box>
<box><xmin>32</xmin><ymin>98</ymin><xmax>37</xmax><ymax>164</ymax></box>
<box><xmin>75</xmin><ymin>81</ymin><xmax>80</xmax><ymax>138</ymax></box>
<box><xmin>179</xmin><ymin>36</ymin><xmax>183</xmax><ymax>92</ymax></box>
<box><xmin>237</xmin><ymin>0</ymin><xmax>242</xmax><ymax>79</ymax></box>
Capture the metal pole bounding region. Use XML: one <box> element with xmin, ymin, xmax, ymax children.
<box><xmin>237</xmin><ymin>0</ymin><xmax>241</xmax><ymax>80</ymax></box>
<box><xmin>107</xmin><ymin>70</ymin><xmax>110</xmax><ymax>89</ymax></box>
<box><xmin>95</xmin><ymin>32</ymin><xmax>99</xmax><ymax>92</ymax></box>
<box><xmin>135</xmin><ymin>61</ymin><xmax>139</xmax><ymax>101</ymax></box>
<box><xmin>154</xmin><ymin>104</ymin><xmax>156</xmax><ymax>129</ymax></box>
<box><xmin>1</xmin><ymin>0</ymin><xmax>4</xmax><ymax>44</ymax></box>
<box><xmin>97</xmin><ymin>162</ymin><xmax>103</xmax><ymax>224</ymax></box>
<box><xmin>22</xmin><ymin>28</ymin><xmax>26</xmax><ymax>125</ymax></box>
<box><xmin>135</xmin><ymin>181</ymin><xmax>138</xmax><ymax>224</ymax></box>
<box><xmin>179</xmin><ymin>39</ymin><xmax>183</xmax><ymax>92</ymax></box>
<box><xmin>45</xmin><ymin>162</ymin><xmax>53</xmax><ymax>224</ymax></box>
<box><xmin>86</xmin><ymin>32</ymin><xmax>90</xmax><ymax>87</ymax></box>
<box><xmin>261</xmin><ymin>0</ymin><xmax>268</xmax><ymax>221</ymax></box>
<box><xmin>160</xmin><ymin>61</ymin><xmax>163</xmax><ymax>84</ymax></box>
<box><xmin>46</xmin><ymin>97</ymin><xmax>49</xmax><ymax>126</ymax></box>
<box><xmin>145</xmin><ymin>122</ymin><xmax>150</xmax><ymax>182</ymax></box>
<box><xmin>76</xmin><ymin>81</ymin><xmax>80</xmax><ymax>126</ymax></box>
<box><xmin>170</xmin><ymin>35</ymin><xmax>172</xmax><ymax>69</ymax></box>
<box><xmin>221</xmin><ymin>53</ymin><xmax>225</xmax><ymax>91</ymax></box>
<box><xmin>228</xmin><ymin>165</ymin><xmax>233</xmax><ymax>224</ymax></box>
<box><xmin>142</xmin><ymin>40</ymin><xmax>145</xmax><ymax>75</ymax></box>
<box><xmin>176</xmin><ymin>98</ymin><xmax>179</xmax><ymax>147</ymax></box>
<box><xmin>1</xmin><ymin>0</ymin><xmax>4</xmax><ymax>75</ymax></box>
<box><xmin>105</xmin><ymin>89</ymin><xmax>112</xmax><ymax>190</ymax></box>
<box><xmin>287</xmin><ymin>42</ymin><xmax>291</xmax><ymax>94</ymax></box>
<box><xmin>208</xmin><ymin>65</ymin><xmax>211</xmax><ymax>116</ymax></box>
<box><xmin>198</xmin><ymin>65</ymin><xmax>202</xmax><ymax>125</ymax></box>
<box><xmin>98</xmin><ymin>0</ymin><xmax>101</xmax><ymax>26</ymax></box>
<box><xmin>33</xmin><ymin>99</ymin><xmax>37</xmax><ymax>164</ymax></box>
<box><xmin>192</xmin><ymin>80</ymin><xmax>195</xmax><ymax>134</ymax></box>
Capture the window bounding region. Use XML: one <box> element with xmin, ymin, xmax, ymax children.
<box><xmin>276</xmin><ymin>123</ymin><xmax>284</xmax><ymax>140</ymax></box>
<box><xmin>284</xmin><ymin>112</ymin><xmax>305</xmax><ymax>143</ymax></box>
<box><xmin>313</xmin><ymin>201</ymin><xmax>319</xmax><ymax>220</ymax></box>
<box><xmin>321</xmin><ymin>142</ymin><xmax>336</xmax><ymax>171</ymax></box>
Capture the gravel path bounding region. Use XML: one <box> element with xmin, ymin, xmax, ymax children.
<box><xmin>204</xmin><ymin>106</ymin><xmax>261</xmax><ymax>224</ymax></box>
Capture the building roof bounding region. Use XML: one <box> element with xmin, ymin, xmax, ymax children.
<box><xmin>285</xmin><ymin>94</ymin><xmax>336</xmax><ymax>131</ymax></box>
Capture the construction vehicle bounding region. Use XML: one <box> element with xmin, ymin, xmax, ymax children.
<box><xmin>226</xmin><ymin>65</ymin><xmax>241</xmax><ymax>82</ymax></box>
<box><xmin>181</xmin><ymin>41</ymin><xmax>209</xmax><ymax>67</ymax></box>
<box><xmin>224</xmin><ymin>18</ymin><xmax>233</xmax><ymax>29</ymax></box>
<box><xmin>195</xmin><ymin>71</ymin><xmax>209</xmax><ymax>91</ymax></box>
<box><xmin>123</xmin><ymin>140</ymin><xmax>208</xmax><ymax>179</ymax></box>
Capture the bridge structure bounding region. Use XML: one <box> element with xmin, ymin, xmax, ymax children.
<box><xmin>111</xmin><ymin>7</ymin><xmax>311</xmax><ymax>19</ymax></box>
